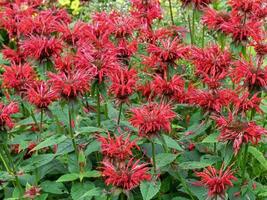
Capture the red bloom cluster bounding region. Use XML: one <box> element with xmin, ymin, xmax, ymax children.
<box><xmin>0</xmin><ymin>102</ymin><xmax>19</xmax><ymax>130</ymax></box>
<box><xmin>98</xmin><ymin>134</ymin><xmax>139</xmax><ymax>161</ymax></box>
<box><xmin>214</xmin><ymin>114</ymin><xmax>266</xmax><ymax>154</ymax></box>
<box><xmin>130</xmin><ymin>102</ymin><xmax>176</xmax><ymax>138</ymax></box>
<box><xmin>101</xmin><ymin>159</ymin><xmax>151</xmax><ymax>190</ymax></box>
<box><xmin>2</xmin><ymin>63</ymin><xmax>36</xmax><ymax>92</ymax></box>
<box><xmin>195</xmin><ymin>165</ymin><xmax>237</xmax><ymax>198</ymax></box>
<box><xmin>26</xmin><ymin>81</ymin><xmax>58</xmax><ymax>109</ymax></box>
<box><xmin>109</xmin><ymin>68</ymin><xmax>137</xmax><ymax>104</ymax></box>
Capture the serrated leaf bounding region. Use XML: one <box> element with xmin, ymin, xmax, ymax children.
<box><xmin>85</xmin><ymin>140</ymin><xmax>100</xmax><ymax>156</ymax></box>
<box><xmin>140</xmin><ymin>181</ymin><xmax>161</xmax><ymax>200</ymax></box>
<box><xmin>31</xmin><ymin>135</ymin><xmax>67</xmax><ymax>152</ymax></box>
<box><xmin>82</xmin><ymin>170</ymin><xmax>101</xmax><ymax>178</ymax></box>
<box><xmin>179</xmin><ymin>161</ymin><xmax>213</xmax><ymax>169</ymax></box>
<box><xmin>155</xmin><ymin>153</ymin><xmax>177</xmax><ymax>168</ymax></box>
<box><xmin>56</xmin><ymin>173</ymin><xmax>79</xmax><ymax>182</ymax></box>
<box><xmin>40</xmin><ymin>181</ymin><xmax>68</xmax><ymax>194</ymax></box>
<box><xmin>201</xmin><ymin>131</ymin><xmax>219</xmax><ymax>143</ymax></box>
<box><xmin>248</xmin><ymin>146</ymin><xmax>267</xmax><ymax>171</ymax></box>
<box><xmin>71</xmin><ymin>182</ymin><xmax>95</xmax><ymax>200</ymax></box>
<box><xmin>78</xmin><ymin>188</ymin><xmax>101</xmax><ymax>200</ymax></box>
<box><xmin>21</xmin><ymin>154</ymin><xmax>55</xmax><ymax>171</ymax></box>
<box><xmin>162</xmin><ymin>134</ymin><xmax>183</xmax><ymax>151</ymax></box>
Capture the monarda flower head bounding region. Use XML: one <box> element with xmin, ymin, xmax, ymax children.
<box><xmin>180</xmin><ymin>0</ymin><xmax>213</xmax><ymax>9</ymax></box>
<box><xmin>0</xmin><ymin>102</ymin><xmax>19</xmax><ymax>130</ymax></box>
<box><xmin>202</xmin><ymin>8</ymin><xmax>230</xmax><ymax>31</ymax></box>
<box><xmin>101</xmin><ymin>159</ymin><xmax>151</xmax><ymax>191</ymax></box>
<box><xmin>48</xmin><ymin>68</ymin><xmax>93</xmax><ymax>99</ymax></box>
<box><xmin>21</xmin><ymin>36</ymin><xmax>62</xmax><ymax>61</ymax></box>
<box><xmin>190</xmin><ymin>45</ymin><xmax>231</xmax><ymax>78</ymax></box>
<box><xmin>130</xmin><ymin>0</ymin><xmax>162</xmax><ymax>29</ymax></box>
<box><xmin>231</xmin><ymin>58</ymin><xmax>267</xmax><ymax>91</ymax></box>
<box><xmin>97</xmin><ymin>133</ymin><xmax>139</xmax><ymax>161</ymax></box>
<box><xmin>2</xmin><ymin>63</ymin><xmax>36</xmax><ymax>92</ymax></box>
<box><xmin>228</xmin><ymin>0</ymin><xmax>265</xmax><ymax>17</ymax></box>
<box><xmin>220</xmin><ymin>14</ymin><xmax>262</xmax><ymax>43</ymax></box>
<box><xmin>26</xmin><ymin>81</ymin><xmax>58</xmax><ymax>109</ymax></box>
<box><xmin>130</xmin><ymin>102</ymin><xmax>176</xmax><ymax>138</ymax></box>
<box><xmin>147</xmin><ymin>37</ymin><xmax>188</xmax><ymax>63</ymax></box>
<box><xmin>214</xmin><ymin>113</ymin><xmax>266</xmax><ymax>154</ymax></box>
<box><xmin>151</xmin><ymin>75</ymin><xmax>185</xmax><ymax>100</ymax></box>
<box><xmin>195</xmin><ymin>165</ymin><xmax>237</xmax><ymax>198</ymax></box>
<box><xmin>109</xmin><ymin>68</ymin><xmax>137</xmax><ymax>104</ymax></box>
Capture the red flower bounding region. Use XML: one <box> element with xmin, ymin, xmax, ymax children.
<box><xmin>98</xmin><ymin>133</ymin><xmax>139</xmax><ymax>161</ymax></box>
<box><xmin>137</xmin><ymin>82</ymin><xmax>154</xmax><ymax>100</ymax></box>
<box><xmin>191</xmin><ymin>45</ymin><xmax>231</xmax><ymax>78</ymax></box>
<box><xmin>148</xmin><ymin>37</ymin><xmax>188</xmax><ymax>62</ymax></box>
<box><xmin>151</xmin><ymin>75</ymin><xmax>185</xmax><ymax>100</ymax></box>
<box><xmin>231</xmin><ymin>58</ymin><xmax>267</xmax><ymax>91</ymax></box>
<box><xmin>130</xmin><ymin>102</ymin><xmax>176</xmax><ymax>138</ymax></box>
<box><xmin>109</xmin><ymin>68</ymin><xmax>137</xmax><ymax>103</ymax></box>
<box><xmin>180</xmin><ymin>0</ymin><xmax>212</xmax><ymax>9</ymax></box>
<box><xmin>2</xmin><ymin>47</ymin><xmax>25</xmax><ymax>64</ymax></box>
<box><xmin>234</xmin><ymin>92</ymin><xmax>262</xmax><ymax>114</ymax></box>
<box><xmin>48</xmin><ymin>68</ymin><xmax>93</xmax><ymax>98</ymax></box>
<box><xmin>21</xmin><ymin>36</ymin><xmax>62</xmax><ymax>61</ymax></box>
<box><xmin>26</xmin><ymin>81</ymin><xmax>58</xmax><ymax>108</ymax></box>
<box><xmin>188</xmin><ymin>89</ymin><xmax>236</xmax><ymax>113</ymax></box>
<box><xmin>101</xmin><ymin>159</ymin><xmax>151</xmax><ymax>190</ymax></box>
<box><xmin>0</xmin><ymin>102</ymin><xmax>19</xmax><ymax>130</ymax></box>
<box><xmin>214</xmin><ymin>113</ymin><xmax>266</xmax><ymax>154</ymax></box>
<box><xmin>130</xmin><ymin>0</ymin><xmax>162</xmax><ymax>29</ymax></box>
<box><xmin>228</xmin><ymin>0</ymin><xmax>265</xmax><ymax>17</ymax></box>
<box><xmin>24</xmin><ymin>185</ymin><xmax>41</xmax><ymax>199</ymax></box>
<box><xmin>195</xmin><ymin>165</ymin><xmax>237</xmax><ymax>198</ymax></box>
<box><xmin>202</xmin><ymin>8</ymin><xmax>230</xmax><ymax>31</ymax></box>
<box><xmin>2</xmin><ymin>63</ymin><xmax>36</xmax><ymax>92</ymax></box>
<box><xmin>220</xmin><ymin>14</ymin><xmax>262</xmax><ymax>43</ymax></box>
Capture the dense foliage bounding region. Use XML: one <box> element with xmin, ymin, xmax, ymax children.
<box><xmin>0</xmin><ymin>0</ymin><xmax>266</xmax><ymax>200</ymax></box>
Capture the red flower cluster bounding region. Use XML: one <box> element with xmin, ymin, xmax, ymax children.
<box><xmin>214</xmin><ymin>113</ymin><xmax>266</xmax><ymax>154</ymax></box>
<box><xmin>195</xmin><ymin>165</ymin><xmax>237</xmax><ymax>198</ymax></box>
<box><xmin>26</xmin><ymin>81</ymin><xmax>58</xmax><ymax>109</ymax></box>
<box><xmin>130</xmin><ymin>102</ymin><xmax>176</xmax><ymax>138</ymax></box>
<box><xmin>101</xmin><ymin>159</ymin><xmax>151</xmax><ymax>190</ymax></box>
<box><xmin>109</xmin><ymin>68</ymin><xmax>137</xmax><ymax>104</ymax></box>
<box><xmin>98</xmin><ymin>134</ymin><xmax>139</xmax><ymax>161</ymax></box>
<box><xmin>0</xmin><ymin>102</ymin><xmax>19</xmax><ymax>130</ymax></box>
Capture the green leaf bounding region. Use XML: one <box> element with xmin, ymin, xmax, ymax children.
<box><xmin>140</xmin><ymin>181</ymin><xmax>161</xmax><ymax>200</ymax></box>
<box><xmin>82</xmin><ymin>170</ymin><xmax>101</xmax><ymax>178</ymax></box>
<box><xmin>78</xmin><ymin>188</ymin><xmax>102</xmax><ymax>200</ymax></box>
<box><xmin>31</xmin><ymin>135</ymin><xmax>67</xmax><ymax>152</ymax></box>
<box><xmin>85</xmin><ymin>140</ymin><xmax>100</xmax><ymax>156</ymax></box>
<box><xmin>201</xmin><ymin>131</ymin><xmax>219</xmax><ymax>143</ymax></box>
<box><xmin>40</xmin><ymin>181</ymin><xmax>68</xmax><ymax>194</ymax></box>
<box><xmin>179</xmin><ymin>161</ymin><xmax>213</xmax><ymax>169</ymax></box>
<box><xmin>71</xmin><ymin>182</ymin><xmax>95</xmax><ymax>200</ymax></box>
<box><xmin>77</xmin><ymin>127</ymin><xmax>105</xmax><ymax>135</ymax></box>
<box><xmin>155</xmin><ymin>153</ymin><xmax>177</xmax><ymax>168</ymax></box>
<box><xmin>162</xmin><ymin>134</ymin><xmax>183</xmax><ymax>151</ymax></box>
<box><xmin>56</xmin><ymin>173</ymin><xmax>79</xmax><ymax>182</ymax></box>
<box><xmin>21</xmin><ymin>154</ymin><xmax>55</xmax><ymax>171</ymax></box>
<box><xmin>248</xmin><ymin>146</ymin><xmax>267</xmax><ymax>171</ymax></box>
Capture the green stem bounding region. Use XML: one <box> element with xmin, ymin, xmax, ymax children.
<box><xmin>117</xmin><ymin>103</ymin><xmax>123</xmax><ymax>125</ymax></box>
<box><xmin>201</xmin><ymin>25</ymin><xmax>205</xmax><ymax>48</ymax></box>
<box><xmin>96</xmin><ymin>87</ymin><xmax>101</xmax><ymax>127</ymax></box>
<box><xmin>241</xmin><ymin>144</ymin><xmax>249</xmax><ymax>182</ymax></box>
<box><xmin>176</xmin><ymin>172</ymin><xmax>196</xmax><ymax>200</ymax></box>
<box><xmin>168</xmin><ymin>0</ymin><xmax>174</xmax><ymax>25</ymax></box>
<box><xmin>68</xmin><ymin>101</ymin><xmax>79</xmax><ymax>158</ymax></box>
<box><xmin>2</xmin><ymin>144</ymin><xmax>23</xmax><ymax>196</ymax></box>
<box><xmin>187</xmin><ymin>14</ymin><xmax>193</xmax><ymax>45</ymax></box>
<box><xmin>151</xmin><ymin>140</ymin><xmax>157</xmax><ymax>174</ymax></box>
<box><xmin>192</xmin><ymin>9</ymin><xmax>196</xmax><ymax>45</ymax></box>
